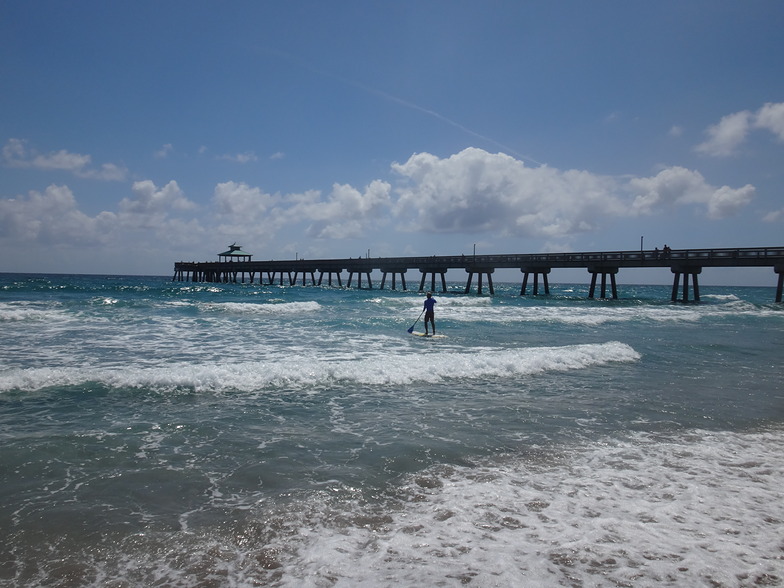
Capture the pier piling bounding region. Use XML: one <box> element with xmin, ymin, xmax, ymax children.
<box><xmin>521</xmin><ymin>268</ymin><xmax>551</xmax><ymax>295</ymax></box>
<box><xmin>348</xmin><ymin>271</ymin><xmax>373</xmax><ymax>289</ymax></box>
<box><xmin>587</xmin><ymin>266</ymin><xmax>619</xmax><ymax>299</ymax></box>
<box><xmin>671</xmin><ymin>266</ymin><xmax>701</xmax><ymax>302</ymax></box>
<box><xmin>465</xmin><ymin>268</ymin><xmax>495</xmax><ymax>295</ymax></box>
<box><xmin>419</xmin><ymin>269</ymin><xmax>448</xmax><ymax>293</ymax></box>
<box><xmin>380</xmin><ymin>270</ymin><xmax>407</xmax><ymax>290</ymax></box>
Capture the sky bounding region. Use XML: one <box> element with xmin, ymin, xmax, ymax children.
<box><xmin>1</xmin><ymin>1</ymin><xmax>783</xmax><ymax>285</ymax></box>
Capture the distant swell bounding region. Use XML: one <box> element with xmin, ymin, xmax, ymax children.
<box><xmin>0</xmin><ymin>341</ymin><xmax>639</xmax><ymax>393</ymax></box>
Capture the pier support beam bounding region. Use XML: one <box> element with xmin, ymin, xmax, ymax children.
<box><xmin>465</xmin><ymin>268</ymin><xmax>495</xmax><ymax>295</ymax></box>
<box><xmin>380</xmin><ymin>269</ymin><xmax>407</xmax><ymax>290</ymax></box>
<box><xmin>670</xmin><ymin>266</ymin><xmax>701</xmax><ymax>302</ymax></box>
<box><xmin>347</xmin><ymin>271</ymin><xmax>373</xmax><ymax>289</ymax></box>
<box><xmin>419</xmin><ymin>269</ymin><xmax>448</xmax><ymax>293</ymax></box>
<box><xmin>520</xmin><ymin>267</ymin><xmax>551</xmax><ymax>296</ymax></box>
<box><xmin>776</xmin><ymin>266</ymin><xmax>784</xmax><ymax>303</ymax></box>
<box><xmin>587</xmin><ymin>266</ymin><xmax>619</xmax><ymax>299</ymax></box>
<box><xmin>291</xmin><ymin>271</ymin><xmax>316</xmax><ymax>286</ymax></box>
<box><xmin>318</xmin><ymin>271</ymin><xmax>343</xmax><ymax>287</ymax></box>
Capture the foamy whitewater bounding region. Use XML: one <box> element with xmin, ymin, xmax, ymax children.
<box><xmin>1</xmin><ymin>274</ymin><xmax>783</xmax><ymax>587</ymax></box>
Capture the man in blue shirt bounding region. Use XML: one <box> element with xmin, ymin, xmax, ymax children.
<box><xmin>423</xmin><ymin>292</ymin><xmax>437</xmax><ymax>335</ymax></box>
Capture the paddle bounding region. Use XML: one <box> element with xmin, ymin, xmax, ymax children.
<box><xmin>407</xmin><ymin>309</ymin><xmax>425</xmax><ymax>333</ymax></box>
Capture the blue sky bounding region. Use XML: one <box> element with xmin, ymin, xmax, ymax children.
<box><xmin>1</xmin><ymin>1</ymin><xmax>783</xmax><ymax>285</ymax></box>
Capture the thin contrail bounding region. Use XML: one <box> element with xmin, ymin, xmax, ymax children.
<box><xmin>350</xmin><ymin>81</ymin><xmax>544</xmax><ymax>166</ymax></box>
<box><xmin>266</xmin><ymin>48</ymin><xmax>544</xmax><ymax>167</ymax></box>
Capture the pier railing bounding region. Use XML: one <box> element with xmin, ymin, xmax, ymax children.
<box><xmin>174</xmin><ymin>246</ymin><xmax>784</xmax><ymax>302</ymax></box>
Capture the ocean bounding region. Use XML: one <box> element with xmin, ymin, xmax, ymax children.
<box><xmin>1</xmin><ymin>273</ymin><xmax>783</xmax><ymax>587</ymax></box>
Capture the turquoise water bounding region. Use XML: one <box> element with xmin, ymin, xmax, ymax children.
<box><xmin>1</xmin><ymin>274</ymin><xmax>783</xmax><ymax>586</ymax></box>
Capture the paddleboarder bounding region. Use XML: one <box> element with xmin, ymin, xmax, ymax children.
<box><xmin>423</xmin><ymin>292</ymin><xmax>437</xmax><ymax>335</ymax></box>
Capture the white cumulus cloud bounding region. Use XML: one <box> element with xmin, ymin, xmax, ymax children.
<box><xmin>154</xmin><ymin>143</ymin><xmax>174</xmax><ymax>159</ymax></box>
<box><xmin>217</xmin><ymin>151</ymin><xmax>259</xmax><ymax>164</ymax></box>
<box><xmin>628</xmin><ymin>166</ymin><xmax>754</xmax><ymax>219</ymax></box>
<box><xmin>118</xmin><ymin>180</ymin><xmax>196</xmax><ymax>229</ymax></box>
<box><xmin>0</xmin><ymin>180</ymin><xmax>208</xmax><ymax>260</ymax></box>
<box><xmin>121</xmin><ymin>180</ymin><xmax>195</xmax><ymax>213</ymax></box>
<box><xmin>212</xmin><ymin>179</ymin><xmax>392</xmax><ymax>240</ymax></box>
<box><xmin>296</xmin><ymin>180</ymin><xmax>392</xmax><ymax>239</ymax></box>
<box><xmin>214</xmin><ymin>181</ymin><xmax>276</xmax><ymax>219</ymax></box>
<box><xmin>695</xmin><ymin>102</ymin><xmax>784</xmax><ymax>156</ymax></box>
<box><xmin>704</xmin><ymin>184</ymin><xmax>756</xmax><ymax>220</ymax></box>
<box><xmin>755</xmin><ymin>102</ymin><xmax>784</xmax><ymax>140</ymax></box>
<box><xmin>0</xmin><ymin>184</ymin><xmax>116</xmax><ymax>245</ymax></box>
<box><xmin>212</xmin><ymin>181</ymin><xmax>283</xmax><ymax>241</ymax></box>
<box><xmin>393</xmin><ymin>148</ymin><xmax>612</xmax><ymax>238</ymax></box>
<box><xmin>390</xmin><ymin>149</ymin><xmax>754</xmax><ymax>238</ymax></box>
<box><xmin>2</xmin><ymin>138</ymin><xmax>128</xmax><ymax>180</ymax></box>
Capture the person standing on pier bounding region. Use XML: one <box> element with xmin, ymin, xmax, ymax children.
<box><xmin>423</xmin><ymin>292</ymin><xmax>437</xmax><ymax>335</ymax></box>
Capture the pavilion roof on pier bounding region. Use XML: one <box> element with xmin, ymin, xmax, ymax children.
<box><xmin>218</xmin><ymin>243</ymin><xmax>252</xmax><ymax>259</ymax></box>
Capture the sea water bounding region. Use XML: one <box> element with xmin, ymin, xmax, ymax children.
<box><xmin>1</xmin><ymin>273</ymin><xmax>782</xmax><ymax>587</ymax></box>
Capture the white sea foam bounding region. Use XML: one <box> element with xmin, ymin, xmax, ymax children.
<box><xmin>274</xmin><ymin>428</ymin><xmax>784</xmax><ymax>587</ymax></box>
<box><xmin>0</xmin><ymin>341</ymin><xmax>640</xmax><ymax>393</ymax></box>
<box><xmin>9</xmin><ymin>429</ymin><xmax>783</xmax><ymax>588</ymax></box>
<box><xmin>201</xmin><ymin>301</ymin><xmax>323</xmax><ymax>314</ymax></box>
<box><xmin>438</xmin><ymin>296</ymin><xmax>493</xmax><ymax>307</ymax></box>
<box><xmin>442</xmin><ymin>303</ymin><xmax>706</xmax><ymax>326</ymax></box>
<box><xmin>0</xmin><ymin>302</ymin><xmax>69</xmax><ymax>322</ymax></box>
<box><xmin>703</xmin><ymin>293</ymin><xmax>742</xmax><ymax>302</ymax></box>
<box><xmin>441</xmin><ymin>298</ymin><xmax>784</xmax><ymax>326</ymax></box>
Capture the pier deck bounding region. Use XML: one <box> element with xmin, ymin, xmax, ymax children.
<box><xmin>174</xmin><ymin>246</ymin><xmax>784</xmax><ymax>302</ymax></box>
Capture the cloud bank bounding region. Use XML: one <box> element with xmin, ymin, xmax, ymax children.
<box><xmin>0</xmin><ymin>146</ymin><xmax>756</xmax><ymax>258</ymax></box>
<box><xmin>391</xmin><ymin>149</ymin><xmax>753</xmax><ymax>235</ymax></box>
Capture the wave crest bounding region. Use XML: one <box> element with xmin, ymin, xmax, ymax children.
<box><xmin>0</xmin><ymin>342</ymin><xmax>639</xmax><ymax>393</ymax></box>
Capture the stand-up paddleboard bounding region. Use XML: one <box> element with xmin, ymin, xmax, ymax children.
<box><xmin>410</xmin><ymin>332</ymin><xmax>446</xmax><ymax>338</ymax></box>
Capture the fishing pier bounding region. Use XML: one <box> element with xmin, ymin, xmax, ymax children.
<box><xmin>174</xmin><ymin>245</ymin><xmax>784</xmax><ymax>302</ymax></box>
